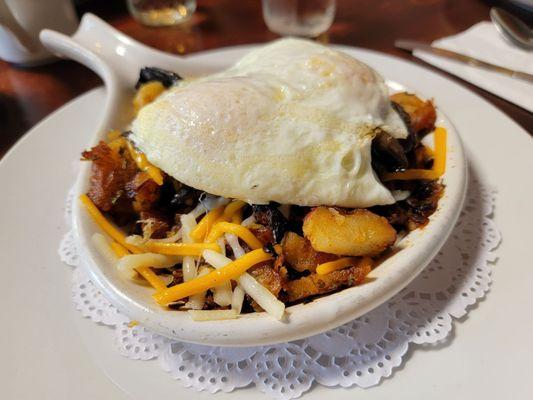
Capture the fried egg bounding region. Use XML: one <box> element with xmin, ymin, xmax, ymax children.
<box><xmin>131</xmin><ymin>38</ymin><xmax>407</xmax><ymax>207</ymax></box>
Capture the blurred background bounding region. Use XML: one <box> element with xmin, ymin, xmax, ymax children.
<box><xmin>0</xmin><ymin>0</ymin><xmax>531</xmax><ymax>158</ymax></box>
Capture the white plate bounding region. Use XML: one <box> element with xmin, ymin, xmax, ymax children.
<box><xmin>1</xmin><ymin>45</ymin><xmax>532</xmax><ymax>400</ymax></box>
<box><xmin>41</xmin><ymin>15</ymin><xmax>467</xmax><ymax>346</ymax></box>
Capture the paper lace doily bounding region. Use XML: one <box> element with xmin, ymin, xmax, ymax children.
<box><xmin>59</xmin><ymin>175</ymin><xmax>500</xmax><ymax>399</ymax></box>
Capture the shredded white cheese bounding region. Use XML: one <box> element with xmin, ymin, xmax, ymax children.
<box><xmin>180</xmin><ymin>213</ymin><xmax>198</xmax><ymax>282</ymax></box>
<box><xmin>186</xmin><ymin>265</ymin><xmax>212</xmax><ymax>310</ymax></box>
<box><xmin>125</xmin><ymin>234</ymin><xmax>148</xmax><ymax>250</ymax></box>
<box><xmin>116</xmin><ymin>253</ymin><xmax>179</xmax><ymax>280</ymax></box>
<box><xmin>225</xmin><ymin>233</ymin><xmax>245</xmax><ymax>258</ymax></box>
<box><xmin>212</xmin><ymin>237</ymin><xmax>232</xmax><ymax>306</ymax></box>
<box><xmin>217</xmin><ymin>237</ymin><xmax>227</xmax><ymax>257</ymax></box>
<box><xmin>231</xmin><ymin>285</ymin><xmax>246</xmax><ymax>314</ymax></box>
<box><xmin>191</xmin><ymin>195</ymin><xmax>230</xmax><ymax>219</ymax></box>
<box><xmin>237</xmin><ymin>273</ymin><xmax>285</xmax><ymax>320</ymax></box>
<box><xmin>225</xmin><ymin>232</ymin><xmax>247</xmax><ymax>314</ymax></box>
<box><xmin>202</xmin><ymin>250</ymin><xmax>285</xmax><ymax>320</ymax></box>
<box><xmin>213</xmin><ymin>281</ymin><xmax>233</xmax><ymax>306</ymax></box>
<box><xmin>241</xmin><ymin>215</ymin><xmax>256</xmax><ymax>227</ymax></box>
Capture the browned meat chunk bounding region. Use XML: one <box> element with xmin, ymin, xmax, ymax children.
<box><xmin>404</xmin><ymin>181</ymin><xmax>444</xmax><ymax>230</ymax></box>
<box><xmin>81</xmin><ymin>141</ymin><xmax>137</xmax><ymax>212</ymax></box>
<box><xmin>391</xmin><ymin>92</ymin><xmax>436</xmax><ymax>134</ymax></box>
<box><xmin>249</xmin><ymin>224</ymin><xmax>274</xmax><ymax>245</ymax></box>
<box><xmin>373</xmin><ymin>181</ymin><xmax>444</xmax><ymax>231</ymax></box>
<box><xmin>126</xmin><ymin>172</ymin><xmax>161</xmax><ymax>213</ymax></box>
<box><xmin>284</xmin><ymin>265</ymin><xmax>368</xmax><ymax>303</ymax></box>
<box><xmin>170</xmin><ymin>268</ymin><xmax>183</xmax><ymax>287</ymax></box>
<box><xmin>249</xmin><ymin>261</ymin><xmax>283</xmax><ymax>297</ymax></box>
<box><xmin>252</xmin><ymin>204</ymin><xmax>288</xmax><ymax>242</ymax></box>
<box><xmin>372</xmin><ymin>130</ymin><xmax>408</xmax><ymax>172</ymax></box>
<box><xmin>281</xmin><ymin>232</ymin><xmax>337</xmax><ymax>273</ymax></box>
<box><xmin>139</xmin><ymin>210</ymin><xmax>172</xmax><ymax>239</ymax></box>
<box><xmin>414</xmin><ymin>144</ymin><xmax>434</xmax><ymax>169</ymax></box>
<box><xmin>247</xmin><ymin>261</ymin><xmax>285</xmax><ymax>312</ymax></box>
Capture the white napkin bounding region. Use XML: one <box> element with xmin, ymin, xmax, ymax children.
<box><xmin>413</xmin><ymin>22</ymin><xmax>533</xmax><ymax>113</ymax></box>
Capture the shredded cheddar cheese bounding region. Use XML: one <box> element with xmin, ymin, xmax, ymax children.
<box><xmin>431</xmin><ymin>127</ymin><xmax>447</xmax><ymax>176</ymax></box>
<box><xmin>126</xmin><ymin>141</ymin><xmax>164</xmax><ymax>185</ymax></box>
<box><xmin>153</xmin><ymin>248</ymin><xmax>273</xmax><ymax>305</ymax></box>
<box><xmin>107</xmin><ymin>137</ymin><xmax>126</xmax><ymax>153</ymax></box>
<box><xmin>316</xmin><ymin>257</ymin><xmax>374</xmax><ymax>276</ymax></box>
<box><xmin>316</xmin><ymin>257</ymin><xmax>359</xmax><ymax>275</ymax></box>
<box><xmin>189</xmin><ymin>201</ymin><xmax>245</xmax><ymax>242</ymax></box>
<box><xmin>189</xmin><ymin>206</ymin><xmax>225</xmax><ymax>242</ymax></box>
<box><xmin>133</xmin><ymin>81</ymin><xmax>165</xmax><ymax>113</ymax></box>
<box><xmin>107</xmin><ymin>129</ymin><xmax>122</xmax><ymax>141</ymax></box>
<box><xmin>222</xmin><ymin>200</ymin><xmax>246</xmax><ymax>220</ymax></box>
<box><xmin>127</xmin><ymin>320</ymin><xmax>139</xmax><ymax>328</ymax></box>
<box><xmin>106</xmin><ymin>130</ymin><xmax>127</xmax><ymax>153</ymax></box>
<box><xmin>136</xmin><ymin>266</ymin><xmax>168</xmax><ymax>291</ymax></box>
<box><xmin>382</xmin><ymin>127</ymin><xmax>447</xmax><ymax>181</ymax></box>
<box><xmin>145</xmin><ymin>241</ymin><xmax>220</xmax><ymax>256</ymax></box>
<box><xmin>231</xmin><ymin>211</ymin><xmax>243</xmax><ymax>224</ymax></box>
<box><xmin>205</xmin><ymin>222</ymin><xmax>263</xmax><ymax>250</ymax></box>
<box><xmin>110</xmin><ymin>241</ymin><xmax>130</xmax><ymax>258</ymax></box>
<box><xmin>382</xmin><ymin>169</ymin><xmax>438</xmax><ymax>181</ymax></box>
<box><xmin>317</xmin><ymin>256</ymin><xmax>373</xmax><ymax>275</ymax></box>
<box><xmin>79</xmin><ymin>194</ymin><xmax>142</xmax><ymax>254</ymax></box>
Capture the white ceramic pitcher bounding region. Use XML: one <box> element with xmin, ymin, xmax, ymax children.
<box><xmin>0</xmin><ymin>0</ymin><xmax>78</xmax><ymax>65</ymax></box>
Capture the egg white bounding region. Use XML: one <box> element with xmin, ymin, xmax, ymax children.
<box><xmin>131</xmin><ymin>38</ymin><xmax>407</xmax><ymax>207</ymax></box>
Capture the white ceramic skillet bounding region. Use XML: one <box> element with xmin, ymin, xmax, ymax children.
<box><xmin>40</xmin><ymin>14</ymin><xmax>467</xmax><ymax>346</ymax></box>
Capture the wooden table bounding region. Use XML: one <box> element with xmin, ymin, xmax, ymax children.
<box><xmin>0</xmin><ymin>0</ymin><xmax>531</xmax><ymax>158</ymax></box>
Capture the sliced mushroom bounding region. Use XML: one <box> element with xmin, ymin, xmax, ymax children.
<box><xmin>371</xmin><ymin>129</ymin><xmax>408</xmax><ymax>172</ymax></box>
<box><xmin>135</xmin><ymin>67</ymin><xmax>182</xmax><ymax>89</ymax></box>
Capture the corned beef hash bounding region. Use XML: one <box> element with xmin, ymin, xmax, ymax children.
<box><xmin>80</xmin><ymin>39</ymin><xmax>446</xmax><ymax>321</ymax></box>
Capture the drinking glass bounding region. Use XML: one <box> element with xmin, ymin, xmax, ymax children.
<box><xmin>262</xmin><ymin>0</ymin><xmax>336</xmax><ymax>38</ymax></box>
<box><xmin>127</xmin><ymin>0</ymin><xmax>196</xmax><ymax>27</ymax></box>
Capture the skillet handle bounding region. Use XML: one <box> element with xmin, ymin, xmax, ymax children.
<box><xmin>39</xmin><ymin>13</ymin><xmax>196</xmax><ymax>135</ymax></box>
<box><xmin>39</xmin><ymin>14</ymin><xmax>138</xmax><ymax>135</ymax></box>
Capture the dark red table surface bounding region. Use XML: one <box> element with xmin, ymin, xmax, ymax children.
<box><xmin>0</xmin><ymin>0</ymin><xmax>531</xmax><ymax>159</ymax></box>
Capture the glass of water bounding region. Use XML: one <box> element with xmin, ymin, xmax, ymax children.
<box><xmin>262</xmin><ymin>0</ymin><xmax>336</xmax><ymax>38</ymax></box>
<box><xmin>127</xmin><ymin>0</ymin><xmax>196</xmax><ymax>27</ymax></box>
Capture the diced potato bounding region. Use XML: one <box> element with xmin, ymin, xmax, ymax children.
<box><xmin>302</xmin><ymin>207</ymin><xmax>396</xmax><ymax>256</ymax></box>
<box><xmin>284</xmin><ymin>265</ymin><xmax>368</xmax><ymax>303</ymax></box>
<box><xmin>281</xmin><ymin>232</ymin><xmax>337</xmax><ymax>272</ymax></box>
<box><xmin>133</xmin><ymin>81</ymin><xmax>165</xmax><ymax>114</ymax></box>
